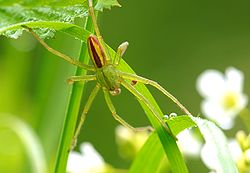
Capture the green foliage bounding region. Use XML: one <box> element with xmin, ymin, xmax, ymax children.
<box><xmin>0</xmin><ymin>0</ymin><xmax>88</xmax><ymax>6</ymax></box>
<box><xmin>0</xmin><ymin>3</ymin><xmax>87</xmax><ymax>39</ymax></box>
<box><xmin>0</xmin><ymin>0</ymin><xmax>121</xmax><ymax>39</ymax></box>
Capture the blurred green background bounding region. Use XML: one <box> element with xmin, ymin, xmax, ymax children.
<box><xmin>0</xmin><ymin>0</ymin><xmax>250</xmax><ymax>172</ymax></box>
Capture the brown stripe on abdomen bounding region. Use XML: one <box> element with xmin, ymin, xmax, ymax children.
<box><xmin>87</xmin><ymin>35</ymin><xmax>106</xmax><ymax>68</ymax></box>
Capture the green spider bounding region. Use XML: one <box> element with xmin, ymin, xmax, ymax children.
<box><xmin>24</xmin><ymin>0</ymin><xmax>191</xmax><ymax>149</ymax></box>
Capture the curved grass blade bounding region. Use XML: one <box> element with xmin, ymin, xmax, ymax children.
<box><xmin>53</xmin><ymin>18</ymin><xmax>94</xmax><ymax>173</ymax></box>
<box><xmin>129</xmin><ymin>133</ymin><xmax>164</xmax><ymax>173</ymax></box>
<box><xmin>130</xmin><ymin>115</ymin><xmax>196</xmax><ymax>173</ymax></box>
<box><xmin>130</xmin><ymin>115</ymin><xmax>238</xmax><ymax>173</ymax></box>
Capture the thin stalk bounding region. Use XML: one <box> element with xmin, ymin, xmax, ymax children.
<box><xmin>54</xmin><ymin>17</ymin><xmax>94</xmax><ymax>173</ymax></box>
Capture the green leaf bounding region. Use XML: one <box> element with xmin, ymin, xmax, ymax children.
<box><xmin>130</xmin><ymin>115</ymin><xmax>196</xmax><ymax>173</ymax></box>
<box><xmin>129</xmin><ymin>133</ymin><xmax>165</xmax><ymax>173</ymax></box>
<box><xmin>95</xmin><ymin>0</ymin><xmax>121</xmax><ymax>11</ymax></box>
<box><xmin>0</xmin><ymin>0</ymin><xmax>88</xmax><ymax>6</ymax></box>
<box><xmin>167</xmin><ymin>115</ymin><xmax>197</xmax><ymax>136</ymax></box>
<box><xmin>192</xmin><ymin>117</ymin><xmax>238</xmax><ymax>173</ymax></box>
<box><xmin>54</xmin><ymin>18</ymin><xmax>94</xmax><ymax>173</ymax></box>
<box><xmin>0</xmin><ymin>4</ymin><xmax>88</xmax><ymax>39</ymax></box>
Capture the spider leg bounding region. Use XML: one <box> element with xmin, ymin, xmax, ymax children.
<box><xmin>71</xmin><ymin>84</ymin><xmax>100</xmax><ymax>150</ymax></box>
<box><xmin>120</xmin><ymin>78</ymin><xmax>176</xmax><ymax>139</ymax></box>
<box><xmin>22</xmin><ymin>26</ymin><xmax>95</xmax><ymax>71</ymax></box>
<box><xmin>114</xmin><ymin>41</ymin><xmax>129</xmax><ymax>66</ymax></box>
<box><xmin>118</xmin><ymin>71</ymin><xmax>192</xmax><ymax>116</ymax></box>
<box><xmin>103</xmin><ymin>89</ymin><xmax>153</xmax><ymax>132</ymax></box>
<box><xmin>88</xmin><ymin>0</ymin><xmax>101</xmax><ymax>38</ymax></box>
<box><xmin>67</xmin><ymin>75</ymin><xmax>96</xmax><ymax>84</ymax></box>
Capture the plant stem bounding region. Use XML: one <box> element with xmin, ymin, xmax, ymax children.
<box><xmin>54</xmin><ymin>17</ymin><xmax>94</xmax><ymax>173</ymax></box>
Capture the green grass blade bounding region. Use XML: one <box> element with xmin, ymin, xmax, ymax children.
<box><xmin>130</xmin><ymin>115</ymin><xmax>196</xmax><ymax>173</ymax></box>
<box><xmin>53</xmin><ymin>18</ymin><xmax>94</xmax><ymax>173</ymax></box>
<box><xmin>167</xmin><ymin>115</ymin><xmax>197</xmax><ymax>135</ymax></box>
<box><xmin>129</xmin><ymin>132</ymin><xmax>164</xmax><ymax>173</ymax></box>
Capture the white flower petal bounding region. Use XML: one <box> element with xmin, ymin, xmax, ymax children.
<box><xmin>214</xmin><ymin>117</ymin><xmax>234</xmax><ymax>130</ymax></box>
<box><xmin>225</xmin><ymin>67</ymin><xmax>244</xmax><ymax>92</ymax></box>
<box><xmin>67</xmin><ymin>151</ymin><xmax>86</xmax><ymax>173</ymax></box>
<box><xmin>237</xmin><ymin>94</ymin><xmax>248</xmax><ymax>112</ymax></box>
<box><xmin>79</xmin><ymin>142</ymin><xmax>104</xmax><ymax>167</ymax></box>
<box><xmin>196</xmin><ymin>70</ymin><xmax>226</xmax><ymax>98</ymax></box>
<box><xmin>197</xmin><ymin>67</ymin><xmax>247</xmax><ymax>130</ymax></box>
<box><xmin>228</xmin><ymin>139</ymin><xmax>242</xmax><ymax>161</ymax></box>
<box><xmin>201</xmin><ymin>100</ymin><xmax>235</xmax><ymax>129</ymax></box>
<box><xmin>67</xmin><ymin>142</ymin><xmax>105</xmax><ymax>173</ymax></box>
<box><xmin>201</xmin><ymin>143</ymin><xmax>222</xmax><ymax>172</ymax></box>
<box><xmin>177</xmin><ymin>129</ymin><xmax>202</xmax><ymax>157</ymax></box>
<box><xmin>201</xmin><ymin>99</ymin><xmax>224</xmax><ymax>119</ymax></box>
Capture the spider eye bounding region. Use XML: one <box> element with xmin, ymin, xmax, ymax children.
<box><xmin>110</xmin><ymin>88</ymin><xmax>121</xmax><ymax>96</ymax></box>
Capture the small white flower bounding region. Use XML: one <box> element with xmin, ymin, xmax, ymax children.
<box><xmin>196</xmin><ymin>67</ymin><xmax>248</xmax><ymax>129</ymax></box>
<box><xmin>67</xmin><ymin>142</ymin><xmax>106</xmax><ymax>173</ymax></box>
<box><xmin>177</xmin><ymin>129</ymin><xmax>202</xmax><ymax>157</ymax></box>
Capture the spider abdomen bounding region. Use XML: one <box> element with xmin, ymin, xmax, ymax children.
<box><xmin>87</xmin><ymin>34</ymin><xmax>107</xmax><ymax>68</ymax></box>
